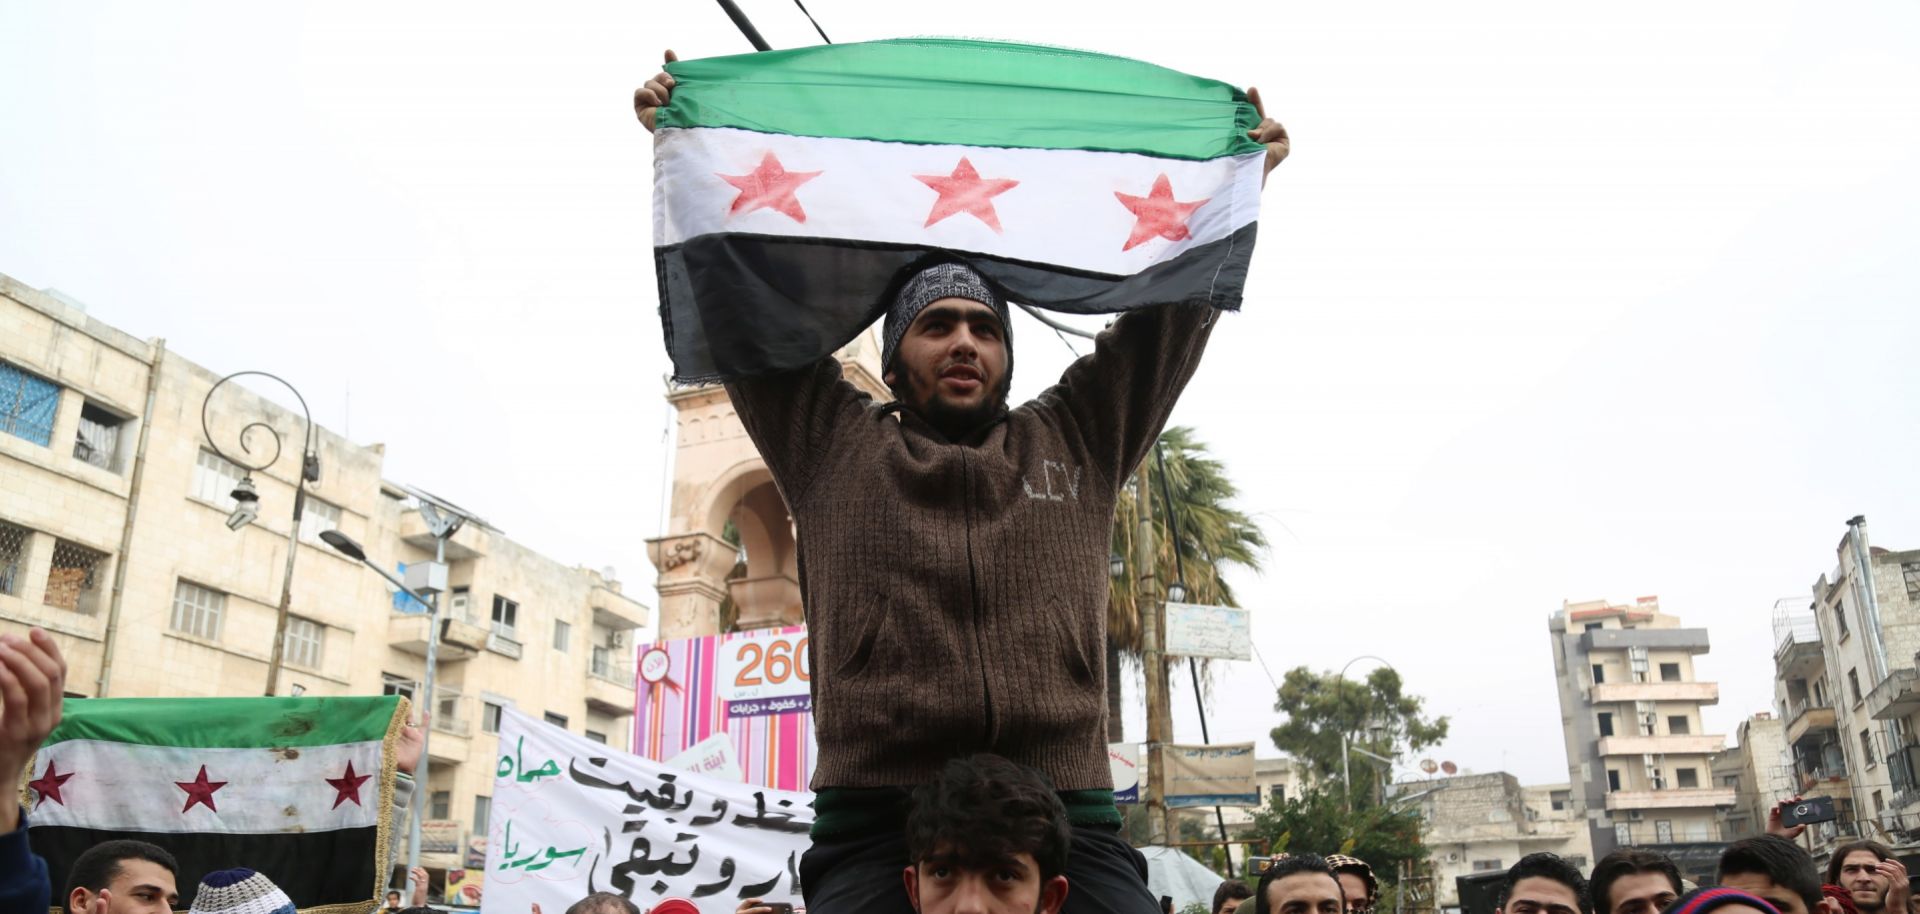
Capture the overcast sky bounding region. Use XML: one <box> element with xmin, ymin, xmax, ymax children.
<box><xmin>4</xmin><ymin>0</ymin><xmax>1917</xmax><ymax>786</ymax></box>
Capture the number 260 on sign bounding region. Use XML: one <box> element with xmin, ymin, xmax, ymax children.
<box><xmin>717</xmin><ymin>633</ymin><xmax>811</xmax><ymax>702</ymax></box>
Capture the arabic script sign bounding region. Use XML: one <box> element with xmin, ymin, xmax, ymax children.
<box><xmin>1164</xmin><ymin>742</ymin><xmax>1259</xmax><ymax>808</ymax></box>
<box><xmin>1164</xmin><ymin>602</ymin><xmax>1252</xmax><ymax>661</ymax></box>
<box><xmin>483</xmin><ymin>708</ymin><xmax>814</xmax><ymax>913</ymax></box>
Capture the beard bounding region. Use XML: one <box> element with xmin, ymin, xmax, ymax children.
<box><xmin>894</xmin><ymin>364</ymin><xmax>1012</xmax><ymax>440</ymax></box>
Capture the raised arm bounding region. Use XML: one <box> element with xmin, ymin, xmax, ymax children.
<box><xmin>725</xmin><ymin>360</ymin><xmax>868</xmax><ymax>505</ymax></box>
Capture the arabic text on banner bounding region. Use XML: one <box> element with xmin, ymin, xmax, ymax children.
<box><xmin>484</xmin><ymin>708</ymin><xmax>814</xmax><ymax>913</ymax></box>
<box><xmin>1164</xmin><ymin>742</ymin><xmax>1259</xmax><ymax>808</ymax></box>
<box><xmin>1164</xmin><ymin>602</ymin><xmax>1252</xmax><ymax>661</ymax></box>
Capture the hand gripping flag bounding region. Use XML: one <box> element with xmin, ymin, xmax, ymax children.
<box><xmin>21</xmin><ymin>695</ymin><xmax>407</xmax><ymax>913</ymax></box>
<box><xmin>653</xmin><ymin>38</ymin><xmax>1265</xmax><ymax>383</ymax></box>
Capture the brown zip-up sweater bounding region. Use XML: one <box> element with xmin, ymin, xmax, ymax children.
<box><xmin>725</xmin><ymin>301</ymin><xmax>1218</xmax><ymax>791</ymax></box>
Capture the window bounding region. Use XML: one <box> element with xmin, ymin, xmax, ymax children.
<box><xmin>1598</xmin><ymin>712</ymin><xmax>1615</xmax><ymax>737</ymax></box>
<box><xmin>492</xmin><ymin>595</ymin><xmax>519</xmax><ymax>636</ymax></box>
<box><xmin>1668</xmin><ymin>715</ymin><xmax>1690</xmax><ymax>735</ymax></box>
<box><xmin>592</xmin><ymin>644</ymin><xmax>612</xmax><ymax>678</ymax></box>
<box><xmin>1836</xmin><ymin>601</ymin><xmax>1852</xmax><ymax>639</ymax></box>
<box><xmin>192</xmin><ymin>450</ymin><xmax>245</xmax><ymax>508</ymax></box>
<box><xmin>436</xmin><ymin>689</ymin><xmax>460</xmax><ymax>727</ymax></box>
<box><xmin>1471</xmin><ymin>860</ymin><xmax>1502</xmax><ymax>872</ymax></box>
<box><xmin>1584</xmin><ymin>622</ymin><xmax>1603</xmax><ymax>632</ymax></box>
<box><xmin>74</xmin><ymin>402</ymin><xmax>127</xmax><ymax>472</ymax></box>
<box><xmin>1270</xmin><ymin>784</ymin><xmax>1287</xmax><ymax>803</ymax></box>
<box><xmin>473</xmin><ymin>795</ymin><xmax>491</xmax><ymax>834</ymax></box>
<box><xmin>0</xmin><ymin>361</ymin><xmax>60</xmax><ymax>447</ymax></box>
<box><xmin>1650</xmin><ymin>769</ymin><xmax>1667</xmax><ymax>790</ymax></box>
<box><xmin>429</xmin><ymin>790</ymin><xmax>451</xmax><ymax>820</ymax></box>
<box><xmin>1851</xmin><ymin>669</ymin><xmax>1863</xmax><ymax>705</ymax></box>
<box><xmin>1654</xmin><ymin>820</ymin><xmax>1673</xmax><ymax>843</ymax></box>
<box><xmin>1659</xmin><ymin>662</ymin><xmax>1681</xmax><ymax>682</ymax></box>
<box><xmin>298</xmin><ymin>497</ymin><xmax>342</xmax><ymax>546</ymax></box>
<box><xmin>544</xmin><ymin>712</ymin><xmax>568</xmax><ymax>729</ymax></box>
<box><xmin>170</xmin><ymin>580</ymin><xmax>226</xmax><ymax>640</ymax></box>
<box><xmin>1677</xmin><ymin>768</ymin><xmax>1699</xmax><ymax>788</ymax></box>
<box><xmin>481</xmin><ymin>701</ymin><xmax>504</xmax><ymax>734</ymax></box>
<box><xmin>1550</xmin><ymin>790</ymin><xmax>1569</xmax><ymax>811</ymax></box>
<box><xmin>553</xmin><ymin>619</ymin><xmax>571</xmax><ymax>653</ymax></box>
<box><xmin>1614</xmin><ymin>823</ymin><xmax>1632</xmax><ymax>845</ymax></box>
<box><xmin>283</xmin><ymin>615</ymin><xmax>324</xmax><ymax>669</ymax></box>
<box><xmin>1723</xmin><ymin>775</ymin><xmax>1740</xmax><ymax>788</ymax></box>
<box><xmin>1863</xmin><ymin>729</ymin><xmax>1877</xmax><ymax>767</ymax></box>
<box><xmin>1905</xmin><ymin>562</ymin><xmax>1920</xmax><ymax>601</ymax></box>
<box><xmin>1874</xmin><ymin>790</ymin><xmax>1886</xmax><ymax>814</ymax></box>
<box><xmin>45</xmin><ymin>540</ymin><xmax>107</xmax><ymax>614</ymax></box>
<box><xmin>1592</xmin><ymin>664</ymin><xmax>1605</xmax><ymax>684</ymax></box>
<box><xmin>585</xmin><ymin>730</ymin><xmax>608</xmax><ymax>745</ymax></box>
<box><xmin>1607</xmin><ymin>769</ymin><xmax>1622</xmax><ymax>791</ymax></box>
<box><xmin>0</xmin><ymin>520</ymin><xmax>28</xmax><ymax>596</ymax></box>
<box><xmin>382</xmin><ymin>674</ymin><xmax>417</xmax><ymax>703</ymax></box>
<box><xmin>449</xmin><ymin>586</ymin><xmax>471</xmax><ymax>622</ymax></box>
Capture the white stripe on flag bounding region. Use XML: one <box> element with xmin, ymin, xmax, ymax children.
<box><xmin>27</xmin><ymin>739</ymin><xmax>384</xmax><ymax>834</ymax></box>
<box><xmin>655</xmin><ymin>127</ymin><xmax>1263</xmax><ymax>275</ymax></box>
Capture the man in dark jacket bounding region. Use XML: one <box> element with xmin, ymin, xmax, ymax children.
<box><xmin>637</xmin><ymin>52</ymin><xmax>1288</xmax><ymax>914</ymax></box>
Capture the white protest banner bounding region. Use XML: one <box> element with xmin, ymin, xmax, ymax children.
<box><xmin>1165</xmin><ymin>602</ymin><xmax>1252</xmax><ymax>661</ymax></box>
<box><xmin>1164</xmin><ymin>742</ymin><xmax>1258</xmax><ymax>808</ymax></box>
<box><xmin>484</xmin><ymin>708</ymin><xmax>813</xmax><ymax>914</ymax></box>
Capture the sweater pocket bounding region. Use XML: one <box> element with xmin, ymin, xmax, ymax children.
<box><xmin>1043</xmin><ymin>597</ymin><xmax>1097</xmax><ymax>686</ymax></box>
<box><xmin>834</xmin><ymin>592</ymin><xmax>892</xmax><ymax>680</ymax></box>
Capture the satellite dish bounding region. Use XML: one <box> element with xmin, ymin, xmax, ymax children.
<box><xmin>1441</xmin><ymin>761</ymin><xmax>1459</xmax><ymax>775</ymax></box>
<box><xmin>1420</xmin><ymin>759</ymin><xmax>1439</xmax><ymax>774</ymax></box>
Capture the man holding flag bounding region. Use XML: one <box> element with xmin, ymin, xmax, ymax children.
<box><xmin>637</xmin><ymin>40</ymin><xmax>1288</xmax><ymax>913</ymax></box>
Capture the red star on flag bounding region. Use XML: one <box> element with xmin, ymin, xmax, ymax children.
<box><xmin>717</xmin><ymin>152</ymin><xmax>822</xmax><ymax>223</ymax></box>
<box><xmin>325</xmin><ymin>760</ymin><xmax>372</xmax><ymax>809</ymax></box>
<box><xmin>1114</xmin><ymin>174</ymin><xmax>1210</xmax><ymax>251</ymax></box>
<box><xmin>176</xmin><ymin>764</ymin><xmax>227</xmax><ymax>814</ymax></box>
<box><xmin>28</xmin><ymin>759</ymin><xmax>74</xmax><ymax>806</ymax></box>
<box><xmin>915</xmin><ymin>157</ymin><xmax>1020</xmax><ymax>233</ymax></box>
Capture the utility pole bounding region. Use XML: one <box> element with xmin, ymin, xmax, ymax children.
<box><xmin>1137</xmin><ymin>461</ymin><xmax>1174</xmax><ymax>844</ymax></box>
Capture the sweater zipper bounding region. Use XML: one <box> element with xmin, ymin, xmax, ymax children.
<box><xmin>960</xmin><ymin>448</ymin><xmax>996</xmax><ymax>745</ymax></box>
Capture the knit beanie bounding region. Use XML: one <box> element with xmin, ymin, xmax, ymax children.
<box><xmin>1666</xmin><ymin>887</ymin><xmax>1782</xmax><ymax>914</ymax></box>
<box><xmin>880</xmin><ymin>262</ymin><xmax>1012</xmax><ymax>377</ymax></box>
<box><xmin>189</xmin><ymin>869</ymin><xmax>296</xmax><ymax>914</ymax></box>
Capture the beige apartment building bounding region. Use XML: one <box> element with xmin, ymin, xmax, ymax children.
<box><xmin>0</xmin><ymin>275</ymin><xmax>649</xmax><ymax>883</ymax></box>
<box><xmin>1709</xmin><ymin>713</ymin><xmax>1789</xmax><ymax>841</ymax></box>
<box><xmin>1549</xmin><ymin>597</ymin><xmax>1730</xmax><ymax>864</ymax></box>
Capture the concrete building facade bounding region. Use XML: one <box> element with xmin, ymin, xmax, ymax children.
<box><xmin>1392</xmin><ymin>772</ymin><xmax>1592</xmax><ymax>912</ymax></box>
<box><xmin>1768</xmin><ymin>519</ymin><xmax>1920</xmax><ymax>854</ymax></box>
<box><xmin>1549</xmin><ymin>596</ymin><xmax>1732</xmax><ymax>858</ymax></box>
<box><xmin>0</xmin><ymin>275</ymin><xmax>650</xmax><ymax>883</ymax></box>
<box><xmin>1710</xmin><ymin>713</ymin><xmax>1789</xmax><ymax>841</ymax></box>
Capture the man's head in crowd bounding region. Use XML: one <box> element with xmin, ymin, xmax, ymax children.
<box><xmin>1666</xmin><ymin>887</ymin><xmax>1787</xmax><ymax>914</ymax></box>
<box><xmin>1496</xmin><ymin>853</ymin><xmax>1591</xmax><ymax>914</ymax></box>
<box><xmin>385</xmin><ymin>890</ymin><xmax>403</xmax><ymax>911</ymax></box>
<box><xmin>65</xmin><ymin>840</ymin><xmax>180</xmax><ymax>914</ymax></box>
<box><xmin>1827</xmin><ymin>842</ymin><xmax>1896</xmax><ymax>914</ymax></box>
<box><xmin>903</xmin><ymin>753</ymin><xmax>1071</xmax><ymax>914</ymax></box>
<box><xmin>565</xmin><ymin>892</ymin><xmax>642</xmax><ymax>914</ymax></box>
<box><xmin>882</xmin><ymin>262</ymin><xmax>1014</xmax><ymax>440</ymax></box>
<box><xmin>1215</xmin><ymin>879</ymin><xmax>1254</xmax><ymax>914</ymax></box>
<box><xmin>1590</xmin><ymin>849</ymin><xmax>1683</xmax><ymax>914</ymax></box>
<box><xmin>1327</xmin><ymin>855</ymin><xmax>1380</xmax><ymax>914</ymax></box>
<box><xmin>1255</xmin><ymin>853</ymin><xmax>1344</xmax><ymax>914</ymax></box>
<box><xmin>1718</xmin><ymin>836</ymin><xmax>1833</xmax><ymax>914</ymax></box>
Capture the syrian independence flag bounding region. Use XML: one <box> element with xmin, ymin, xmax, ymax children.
<box><xmin>653</xmin><ymin>38</ymin><xmax>1264</xmax><ymax>382</ymax></box>
<box><xmin>21</xmin><ymin>696</ymin><xmax>406</xmax><ymax>911</ymax></box>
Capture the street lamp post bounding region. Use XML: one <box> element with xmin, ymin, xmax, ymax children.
<box><xmin>320</xmin><ymin>526</ymin><xmax>459</xmax><ymax>901</ymax></box>
<box><xmin>201</xmin><ymin>372</ymin><xmax>318</xmax><ymax>697</ymax></box>
<box><xmin>1337</xmin><ymin>655</ymin><xmax>1397</xmax><ymax>813</ymax></box>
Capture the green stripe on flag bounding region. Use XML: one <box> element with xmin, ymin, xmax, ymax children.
<box><xmin>659</xmin><ymin>38</ymin><xmax>1264</xmax><ymax>161</ymax></box>
<box><xmin>46</xmin><ymin>696</ymin><xmax>402</xmax><ymax>749</ymax></box>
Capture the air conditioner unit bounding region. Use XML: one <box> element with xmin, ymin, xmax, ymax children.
<box><xmin>1446</xmin><ymin>852</ymin><xmax>1461</xmax><ymax>863</ymax></box>
<box><xmin>1628</xmin><ymin>810</ymin><xmax>1643</xmax><ymax>821</ymax></box>
<box><xmin>609</xmin><ymin>630</ymin><xmax>627</xmax><ymax>648</ymax></box>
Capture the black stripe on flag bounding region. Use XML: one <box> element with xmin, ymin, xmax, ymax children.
<box><xmin>655</xmin><ymin>223</ymin><xmax>1256</xmax><ymax>383</ymax></box>
<box><xmin>29</xmin><ymin>824</ymin><xmax>379</xmax><ymax>909</ymax></box>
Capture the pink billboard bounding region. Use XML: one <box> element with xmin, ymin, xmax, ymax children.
<box><xmin>632</xmin><ymin>625</ymin><xmax>817</xmax><ymax>792</ymax></box>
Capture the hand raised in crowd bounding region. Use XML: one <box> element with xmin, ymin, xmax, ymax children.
<box><xmin>635</xmin><ymin>50</ymin><xmax>681</xmax><ymax>133</ymax></box>
<box><xmin>1881</xmin><ymin>857</ymin><xmax>1910</xmax><ymax>914</ymax></box>
<box><xmin>409</xmin><ymin>866</ymin><xmax>430</xmax><ymax>907</ymax></box>
<box><xmin>1766</xmin><ymin>794</ymin><xmax>1808</xmax><ymax>839</ymax></box>
<box><xmin>736</xmin><ymin>899</ymin><xmax>776</xmax><ymax>914</ymax></box>
<box><xmin>397</xmin><ymin>711</ymin><xmax>430</xmax><ymax>776</ymax></box>
<box><xmin>1245</xmin><ymin>87</ymin><xmax>1290</xmax><ymax>185</ymax></box>
<box><xmin>0</xmin><ymin>628</ymin><xmax>66</xmax><ymax>833</ymax></box>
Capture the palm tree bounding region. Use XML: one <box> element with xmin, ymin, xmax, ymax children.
<box><xmin>1106</xmin><ymin>426</ymin><xmax>1268</xmax><ymax>740</ymax></box>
